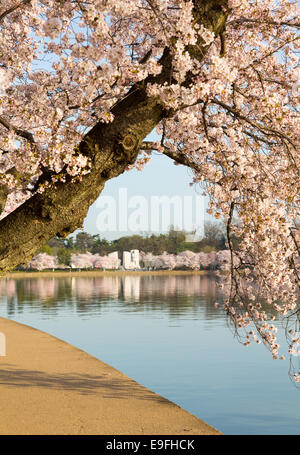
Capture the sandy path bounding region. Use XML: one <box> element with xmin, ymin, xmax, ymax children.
<box><xmin>0</xmin><ymin>317</ymin><xmax>220</xmax><ymax>435</ymax></box>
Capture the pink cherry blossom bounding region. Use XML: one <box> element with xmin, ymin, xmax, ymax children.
<box><xmin>0</xmin><ymin>0</ymin><xmax>299</xmax><ymax>381</ymax></box>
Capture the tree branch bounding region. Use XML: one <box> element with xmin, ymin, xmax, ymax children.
<box><xmin>140</xmin><ymin>141</ymin><xmax>203</xmax><ymax>173</ymax></box>
<box><xmin>140</xmin><ymin>141</ymin><xmax>160</xmax><ymax>151</ymax></box>
<box><xmin>212</xmin><ymin>98</ymin><xmax>297</xmax><ymax>148</ymax></box>
<box><xmin>0</xmin><ymin>0</ymin><xmax>31</xmax><ymax>22</ymax></box>
<box><xmin>0</xmin><ymin>115</ymin><xmax>35</xmax><ymax>144</ymax></box>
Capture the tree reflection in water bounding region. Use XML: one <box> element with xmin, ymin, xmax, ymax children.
<box><xmin>1</xmin><ymin>272</ymin><xmax>300</xmax><ymax>432</ymax></box>
<box><xmin>0</xmin><ymin>274</ymin><xmax>222</xmax><ymax>320</ymax></box>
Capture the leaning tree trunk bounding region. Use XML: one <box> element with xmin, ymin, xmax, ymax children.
<box><xmin>0</xmin><ymin>0</ymin><xmax>229</xmax><ymax>273</ymax></box>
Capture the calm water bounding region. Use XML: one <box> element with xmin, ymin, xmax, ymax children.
<box><xmin>0</xmin><ymin>273</ymin><xmax>299</xmax><ymax>435</ymax></box>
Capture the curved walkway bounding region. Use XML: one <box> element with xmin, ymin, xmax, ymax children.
<box><xmin>0</xmin><ymin>317</ymin><xmax>221</xmax><ymax>435</ymax></box>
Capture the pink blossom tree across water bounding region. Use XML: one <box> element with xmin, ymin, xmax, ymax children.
<box><xmin>0</xmin><ymin>1</ymin><xmax>299</xmax><ymax>381</ymax></box>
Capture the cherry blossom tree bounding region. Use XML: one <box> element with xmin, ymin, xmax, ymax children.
<box><xmin>156</xmin><ymin>251</ymin><xmax>177</xmax><ymax>269</ymax></box>
<box><xmin>198</xmin><ymin>251</ymin><xmax>211</xmax><ymax>269</ymax></box>
<box><xmin>94</xmin><ymin>253</ymin><xmax>120</xmax><ymax>269</ymax></box>
<box><xmin>69</xmin><ymin>251</ymin><xmax>120</xmax><ymax>269</ymax></box>
<box><xmin>140</xmin><ymin>252</ymin><xmax>155</xmax><ymax>269</ymax></box>
<box><xmin>26</xmin><ymin>252</ymin><xmax>57</xmax><ymax>270</ymax></box>
<box><xmin>70</xmin><ymin>252</ymin><xmax>94</xmax><ymax>269</ymax></box>
<box><xmin>0</xmin><ymin>0</ymin><xmax>299</xmax><ymax>380</ymax></box>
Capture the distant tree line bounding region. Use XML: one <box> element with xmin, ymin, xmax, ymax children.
<box><xmin>36</xmin><ymin>222</ymin><xmax>234</xmax><ymax>266</ymax></box>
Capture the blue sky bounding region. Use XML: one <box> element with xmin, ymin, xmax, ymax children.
<box><xmin>83</xmin><ymin>147</ymin><xmax>209</xmax><ymax>240</ymax></box>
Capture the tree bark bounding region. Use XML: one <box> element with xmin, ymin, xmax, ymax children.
<box><xmin>0</xmin><ymin>0</ymin><xmax>229</xmax><ymax>273</ymax></box>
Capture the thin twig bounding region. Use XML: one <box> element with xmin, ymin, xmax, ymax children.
<box><xmin>228</xmin><ymin>17</ymin><xmax>300</xmax><ymax>29</ymax></box>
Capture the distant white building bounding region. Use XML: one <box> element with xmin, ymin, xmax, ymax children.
<box><xmin>185</xmin><ymin>227</ymin><xmax>203</xmax><ymax>242</ymax></box>
<box><xmin>123</xmin><ymin>251</ymin><xmax>131</xmax><ymax>269</ymax></box>
<box><xmin>122</xmin><ymin>249</ymin><xmax>140</xmax><ymax>269</ymax></box>
<box><xmin>131</xmin><ymin>249</ymin><xmax>140</xmax><ymax>268</ymax></box>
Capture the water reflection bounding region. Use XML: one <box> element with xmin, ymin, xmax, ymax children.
<box><xmin>0</xmin><ymin>274</ymin><xmax>222</xmax><ymax>319</ymax></box>
<box><xmin>0</xmin><ymin>273</ymin><xmax>299</xmax><ymax>435</ymax></box>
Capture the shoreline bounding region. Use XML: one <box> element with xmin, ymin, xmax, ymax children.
<box><xmin>6</xmin><ymin>269</ymin><xmax>210</xmax><ymax>278</ymax></box>
<box><xmin>0</xmin><ymin>316</ymin><xmax>221</xmax><ymax>435</ymax></box>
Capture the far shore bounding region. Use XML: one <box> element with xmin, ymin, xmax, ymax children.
<box><xmin>5</xmin><ymin>269</ymin><xmax>211</xmax><ymax>279</ymax></box>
